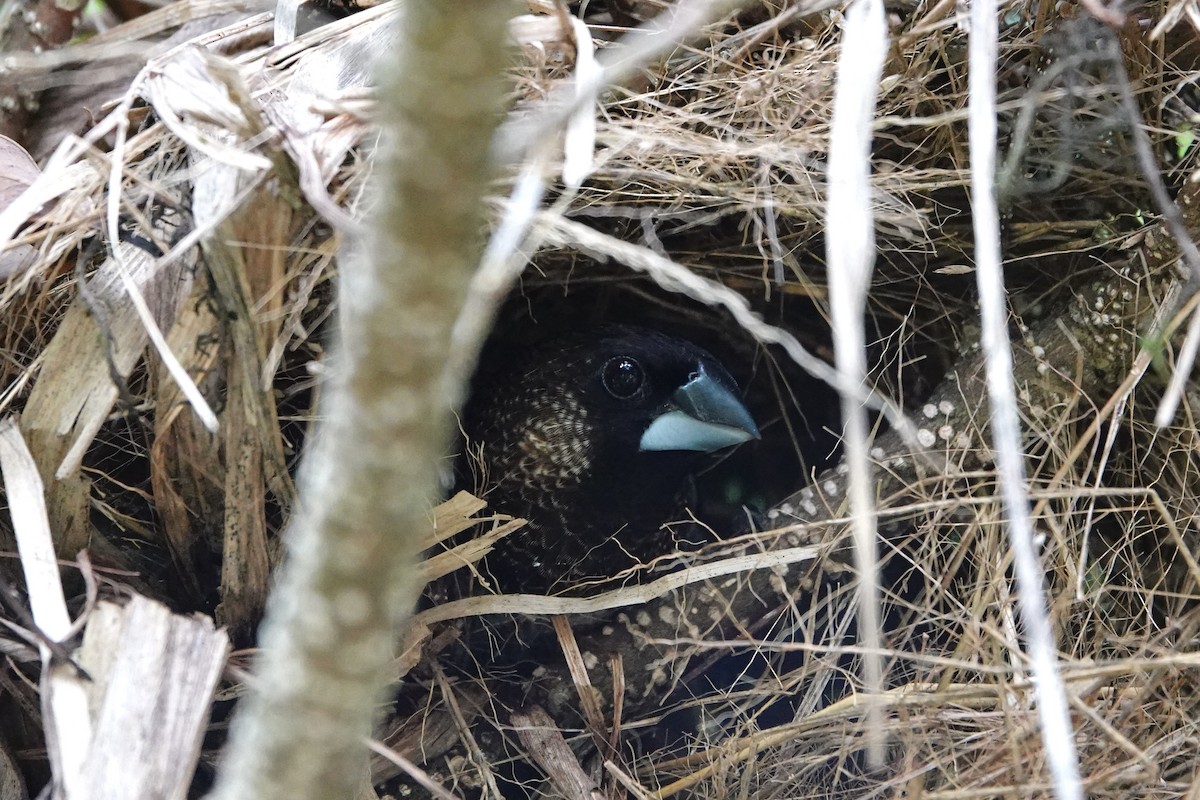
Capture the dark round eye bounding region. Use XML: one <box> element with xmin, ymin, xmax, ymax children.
<box><xmin>601</xmin><ymin>356</ymin><xmax>644</xmax><ymax>399</ymax></box>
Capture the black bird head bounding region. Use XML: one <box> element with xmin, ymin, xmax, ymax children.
<box><xmin>553</xmin><ymin>326</ymin><xmax>758</xmax><ymax>457</ymax></box>
<box><xmin>461</xmin><ymin>325</ymin><xmax>759</xmax><ymax>592</ymax></box>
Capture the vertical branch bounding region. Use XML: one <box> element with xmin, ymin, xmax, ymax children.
<box><xmin>207</xmin><ymin>4</ymin><xmax>515</xmax><ymax>799</ymax></box>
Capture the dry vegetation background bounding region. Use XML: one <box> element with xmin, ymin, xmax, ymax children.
<box><xmin>2</xmin><ymin>0</ymin><xmax>1200</xmax><ymax>798</ymax></box>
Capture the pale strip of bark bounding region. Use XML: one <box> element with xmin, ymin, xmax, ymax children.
<box><xmin>511</xmin><ymin>705</ymin><xmax>604</xmax><ymax>800</ymax></box>
<box><xmin>76</xmin><ymin>598</ymin><xmax>229</xmax><ymax>800</ymax></box>
<box><xmin>412</xmin><ymin>544</ymin><xmax>819</xmax><ymax>626</ymax></box>
<box><xmin>0</xmin><ymin>417</ymin><xmax>89</xmax><ymax>798</ymax></box>
<box><xmin>206</xmin><ymin>4</ymin><xmax>516</xmax><ymax>800</ymax></box>
<box><xmin>1</xmin><ymin>420</ymin><xmax>230</xmax><ymax>800</ymax></box>
<box><xmin>0</xmin><ymin>737</ymin><xmax>26</xmax><ymax>800</ymax></box>
<box><xmin>19</xmin><ymin>241</ymin><xmax>193</xmax><ymax>557</ymax></box>
<box><xmin>197</xmin><ymin>178</ymin><xmax>294</xmax><ymax>636</ymax></box>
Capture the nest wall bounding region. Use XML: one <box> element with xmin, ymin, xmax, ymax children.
<box><xmin>0</xmin><ymin>0</ymin><xmax>1199</xmax><ymax>797</ymax></box>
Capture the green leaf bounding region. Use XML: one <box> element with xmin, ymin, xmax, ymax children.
<box><xmin>1175</xmin><ymin>128</ymin><xmax>1195</xmax><ymax>161</ymax></box>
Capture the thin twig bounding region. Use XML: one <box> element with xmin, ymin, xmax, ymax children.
<box><xmin>968</xmin><ymin>0</ymin><xmax>1082</xmax><ymax>797</ymax></box>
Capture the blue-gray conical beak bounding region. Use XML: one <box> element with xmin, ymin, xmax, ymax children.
<box><xmin>639</xmin><ymin>366</ymin><xmax>760</xmax><ymax>453</ymax></box>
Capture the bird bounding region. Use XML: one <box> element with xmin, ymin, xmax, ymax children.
<box><xmin>458</xmin><ymin>325</ymin><xmax>760</xmax><ymax>595</ymax></box>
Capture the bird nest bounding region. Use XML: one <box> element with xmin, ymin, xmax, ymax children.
<box><xmin>2</xmin><ymin>0</ymin><xmax>1200</xmax><ymax>798</ymax></box>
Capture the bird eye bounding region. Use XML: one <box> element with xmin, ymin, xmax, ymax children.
<box><xmin>602</xmin><ymin>356</ymin><xmax>644</xmax><ymax>399</ymax></box>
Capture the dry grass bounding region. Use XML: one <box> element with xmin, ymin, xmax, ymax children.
<box><xmin>1</xmin><ymin>0</ymin><xmax>1199</xmax><ymax>797</ymax></box>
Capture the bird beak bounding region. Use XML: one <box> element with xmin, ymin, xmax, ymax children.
<box><xmin>639</xmin><ymin>366</ymin><xmax>761</xmax><ymax>453</ymax></box>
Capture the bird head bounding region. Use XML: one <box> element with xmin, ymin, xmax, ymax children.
<box><xmin>557</xmin><ymin>326</ymin><xmax>760</xmax><ymax>466</ymax></box>
<box><xmin>463</xmin><ymin>325</ymin><xmax>759</xmax><ymax>500</ymax></box>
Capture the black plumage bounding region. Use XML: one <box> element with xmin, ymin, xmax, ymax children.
<box><xmin>460</xmin><ymin>325</ymin><xmax>759</xmax><ymax>594</ymax></box>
